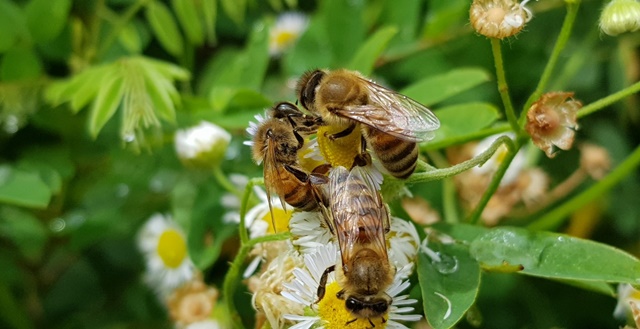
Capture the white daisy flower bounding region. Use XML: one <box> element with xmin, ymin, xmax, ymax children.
<box><xmin>137</xmin><ymin>213</ymin><xmax>196</xmax><ymax>298</ymax></box>
<box><xmin>472</xmin><ymin>133</ymin><xmax>526</xmax><ymax>186</ymax></box>
<box><xmin>614</xmin><ymin>283</ymin><xmax>640</xmax><ymax>320</ymax></box>
<box><xmin>281</xmin><ymin>243</ymin><xmax>422</xmax><ymax>329</ymax></box>
<box><xmin>174</xmin><ymin>121</ymin><xmax>231</xmax><ymax>169</ymax></box>
<box><xmin>387</xmin><ymin>218</ymin><xmax>420</xmax><ymax>273</ymax></box>
<box><xmin>289</xmin><ymin>211</ymin><xmax>334</xmax><ymax>254</ymax></box>
<box><xmin>248</xmin><ymin>243</ymin><xmax>306</xmax><ymax>329</ymax></box>
<box><xmin>269</xmin><ymin>12</ymin><xmax>309</xmax><ymax>56</ymax></box>
<box><xmin>243</xmin><ymin>112</ymin><xmax>267</xmax><ymax>149</ymax></box>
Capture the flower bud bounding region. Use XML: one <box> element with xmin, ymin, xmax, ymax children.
<box><xmin>599</xmin><ymin>0</ymin><xmax>640</xmax><ymax>36</ymax></box>
<box><xmin>525</xmin><ymin>92</ymin><xmax>581</xmax><ymax>158</ymax></box>
<box><xmin>579</xmin><ymin>143</ymin><xmax>611</xmax><ymax>180</ymax></box>
<box><xmin>175</xmin><ymin>121</ymin><xmax>231</xmax><ymax>169</ymax></box>
<box><xmin>470</xmin><ymin>0</ymin><xmax>533</xmax><ymax>39</ymax></box>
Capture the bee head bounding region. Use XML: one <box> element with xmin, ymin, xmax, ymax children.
<box><xmin>344</xmin><ymin>295</ymin><xmax>390</xmax><ymax>318</ymax></box>
<box><xmin>297</xmin><ymin>69</ymin><xmax>325</xmax><ymax>111</ymax></box>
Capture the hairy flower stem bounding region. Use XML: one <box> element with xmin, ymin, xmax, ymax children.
<box><xmin>528</xmin><ymin>144</ymin><xmax>640</xmax><ymax>231</ymax></box>
<box><xmin>467</xmin><ymin>137</ymin><xmax>519</xmax><ymax>224</ymax></box>
<box><xmin>409</xmin><ymin>136</ymin><xmax>515</xmax><ymax>184</ymax></box>
<box><xmin>239</xmin><ymin>178</ymin><xmax>263</xmax><ymax>244</ymax></box>
<box><xmin>420</xmin><ymin>123</ymin><xmax>511</xmax><ymax>151</ymax></box>
<box><xmin>578</xmin><ymin>80</ymin><xmax>640</xmax><ymax>118</ymax></box>
<box><xmin>223</xmin><ymin>232</ymin><xmax>291</xmax><ymax>329</ymax></box>
<box><xmin>520</xmin><ymin>1</ymin><xmax>581</xmax><ymax>125</ymax></box>
<box><xmin>490</xmin><ymin>38</ymin><xmax>520</xmax><ymax>135</ymax></box>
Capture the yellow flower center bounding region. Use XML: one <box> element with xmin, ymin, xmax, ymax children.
<box><xmin>157</xmin><ymin>229</ymin><xmax>188</xmax><ymax>269</ymax></box>
<box><xmin>317</xmin><ymin>125</ymin><xmax>363</xmax><ymax>169</ymax></box>
<box><xmin>262</xmin><ymin>206</ymin><xmax>292</xmax><ymax>234</ymax></box>
<box><xmin>274</xmin><ymin>31</ymin><xmax>297</xmax><ymax>47</ymax></box>
<box><xmin>318</xmin><ymin>282</ymin><xmax>387</xmax><ymax>329</ymax></box>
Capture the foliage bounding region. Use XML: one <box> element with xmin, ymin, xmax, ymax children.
<box><xmin>0</xmin><ymin>0</ymin><xmax>639</xmax><ymax>328</ymax></box>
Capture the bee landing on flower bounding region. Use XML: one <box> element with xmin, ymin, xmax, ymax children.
<box><xmin>469</xmin><ymin>0</ymin><xmax>535</xmax><ymax>39</ymax></box>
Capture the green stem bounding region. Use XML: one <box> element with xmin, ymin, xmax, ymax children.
<box><xmin>409</xmin><ymin>136</ymin><xmax>514</xmax><ymax>184</ymax></box>
<box><xmin>239</xmin><ymin>178</ymin><xmax>263</xmax><ymax>244</ymax></box>
<box><xmin>527</xmin><ymin>144</ymin><xmax>640</xmax><ymax>231</ymax></box>
<box><xmin>96</xmin><ymin>0</ymin><xmax>150</xmax><ymax>60</ymax></box>
<box><xmin>420</xmin><ymin>123</ymin><xmax>511</xmax><ymax>151</ymax></box>
<box><xmin>213</xmin><ymin>166</ymin><xmax>243</xmax><ymax>199</ymax></box>
<box><xmin>490</xmin><ymin>38</ymin><xmax>520</xmax><ymax>134</ymax></box>
<box><xmin>425</xmin><ymin>151</ymin><xmax>459</xmax><ymax>223</ymax></box>
<box><xmin>520</xmin><ymin>1</ymin><xmax>581</xmax><ymax>125</ymax></box>
<box><xmin>467</xmin><ymin>137</ymin><xmax>519</xmax><ymax>224</ymax></box>
<box><xmin>578</xmin><ymin>80</ymin><xmax>640</xmax><ymax>118</ymax></box>
<box><xmin>222</xmin><ymin>232</ymin><xmax>291</xmax><ymax>329</ymax></box>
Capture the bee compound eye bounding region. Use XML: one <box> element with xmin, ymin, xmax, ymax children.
<box><xmin>345</xmin><ymin>297</ymin><xmax>362</xmax><ymax>311</ymax></box>
<box><xmin>373</xmin><ymin>302</ymin><xmax>388</xmax><ymax>313</ymax></box>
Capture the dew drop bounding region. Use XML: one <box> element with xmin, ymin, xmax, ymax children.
<box><xmin>433</xmin><ymin>252</ymin><xmax>459</xmax><ymax>274</ymax></box>
<box><xmin>434</xmin><ymin>292</ymin><xmax>452</xmax><ymax>320</ymax></box>
<box><xmin>116</xmin><ymin>183</ymin><xmax>130</xmax><ymax>197</ymax></box>
<box><xmin>49</xmin><ymin>217</ymin><xmax>66</xmax><ymax>232</ymax></box>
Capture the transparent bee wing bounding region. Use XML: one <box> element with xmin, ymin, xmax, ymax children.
<box><xmin>263</xmin><ymin>136</ymin><xmax>288</xmax><ymax>231</ymax></box>
<box><xmin>337</xmin><ymin>78</ymin><xmax>440</xmax><ymax>142</ymax></box>
<box><xmin>329</xmin><ymin>166</ymin><xmax>388</xmax><ymax>271</ymax></box>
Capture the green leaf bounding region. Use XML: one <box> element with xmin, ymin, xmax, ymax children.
<box><xmin>172</xmin><ymin>0</ymin><xmax>204</xmax><ymax>45</ymax></box>
<box><xmin>401</xmin><ymin>68</ymin><xmax>491</xmax><ymax>106</ymax></box>
<box><xmin>321</xmin><ymin>0</ymin><xmax>366</xmax><ymax>66</ymax></box>
<box><xmin>267</xmin><ymin>0</ymin><xmax>282</xmax><ymax>11</ymax></box>
<box><xmin>118</xmin><ymin>22</ymin><xmax>142</xmax><ymax>53</ymax></box>
<box><xmin>88</xmin><ymin>71</ymin><xmax>125</xmax><ymax>138</ymax></box>
<box><xmin>0</xmin><ymin>47</ymin><xmax>42</xmax><ymax>81</ymax></box>
<box><xmin>553</xmin><ymin>278</ymin><xmax>615</xmax><ymax>296</ymax></box>
<box><xmin>380</xmin><ymin>0</ymin><xmax>420</xmax><ymax>46</ymax></box>
<box><xmin>347</xmin><ymin>26</ymin><xmax>398</xmax><ymax>76</ymax></box>
<box><xmin>141</xmin><ymin>64</ymin><xmax>177</xmax><ymax>122</ymax></box>
<box><xmin>220</xmin><ymin>0</ymin><xmax>245</xmax><ymax>25</ymax></box>
<box><xmin>0</xmin><ymin>0</ymin><xmax>26</xmax><ymax>53</ymax></box>
<box><xmin>428</xmin><ymin>102</ymin><xmax>500</xmax><ymax>144</ymax></box>
<box><xmin>422</xmin><ymin>0</ymin><xmax>468</xmax><ymax>40</ymax></box>
<box><xmin>418</xmin><ymin>240</ymin><xmax>481</xmax><ymax>329</ymax></box>
<box><xmin>469</xmin><ymin>227</ymin><xmax>640</xmax><ymax>284</ymax></box>
<box><xmin>25</xmin><ymin>0</ymin><xmax>72</xmax><ymax>43</ymax></box>
<box><xmin>283</xmin><ymin>18</ymin><xmax>332</xmax><ymax>77</ymax></box>
<box><xmin>0</xmin><ymin>207</ymin><xmax>48</xmax><ymax>263</ymax></box>
<box><xmin>145</xmin><ymin>1</ymin><xmax>184</xmax><ymax>57</ymax></box>
<box><xmin>201</xmin><ymin>0</ymin><xmax>217</xmax><ymax>43</ymax></box>
<box><xmin>436</xmin><ymin>223</ymin><xmax>640</xmax><ymax>285</ymax></box>
<box><xmin>0</xmin><ymin>281</ymin><xmax>32</xmax><ymax>329</ymax></box>
<box><xmin>0</xmin><ymin>166</ymin><xmax>51</xmax><ymax>209</ymax></box>
<box><xmin>209</xmin><ymin>88</ymin><xmax>271</xmax><ymax>116</ymax></box>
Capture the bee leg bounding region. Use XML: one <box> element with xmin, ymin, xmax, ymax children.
<box><xmin>351</xmin><ymin>136</ymin><xmax>372</xmax><ymax>168</ymax></box>
<box><xmin>326</xmin><ymin>122</ymin><xmax>356</xmax><ymax>141</ymax></box>
<box><xmin>368</xmin><ymin>318</ymin><xmax>376</xmax><ymax>328</ymax></box>
<box><xmin>311</xmin><ymin>163</ymin><xmax>332</xmax><ymax>175</ymax></box>
<box><xmin>346</xmin><ymin>318</ymin><xmax>358</xmax><ymax>325</ymax></box>
<box><xmin>315</xmin><ymin>265</ymin><xmax>336</xmax><ymax>302</ymax></box>
<box><xmin>292</xmin><ymin>130</ymin><xmax>305</xmax><ymax>150</ymax></box>
<box><xmin>284</xmin><ymin>165</ymin><xmax>310</xmax><ymax>182</ymax></box>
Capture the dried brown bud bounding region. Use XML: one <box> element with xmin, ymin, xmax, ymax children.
<box><xmin>470</xmin><ymin>0</ymin><xmax>532</xmax><ymax>39</ymax></box>
<box><xmin>580</xmin><ymin>143</ymin><xmax>611</xmax><ymax>180</ymax></box>
<box><xmin>167</xmin><ymin>276</ymin><xmax>219</xmax><ymax>327</ymax></box>
<box><xmin>525</xmin><ymin>92</ymin><xmax>581</xmax><ymax>158</ymax></box>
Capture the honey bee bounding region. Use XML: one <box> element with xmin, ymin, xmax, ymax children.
<box><xmin>250</xmin><ymin>102</ymin><xmax>329</xmax><ymax>224</ymax></box>
<box><xmin>317</xmin><ymin>164</ymin><xmax>394</xmax><ymax>325</ymax></box>
<box><xmin>297</xmin><ymin>69</ymin><xmax>440</xmax><ymax>179</ymax></box>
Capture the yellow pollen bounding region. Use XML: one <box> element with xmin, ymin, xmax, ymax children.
<box><xmin>317</xmin><ymin>125</ymin><xmax>362</xmax><ymax>168</ymax></box>
<box><xmin>630</xmin><ymin>289</ymin><xmax>640</xmax><ymax>300</ymax></box>
<box><xmin>157</xmin><ymin>229</ymin><xmax>187</xmax><ymax>268</ymax></box>
<box><xmin>263</xmin><ymin>207</ymin><xmax>292</xmax><ymax>234</ymax></box>
<box><xmin>274</xmin><ymin>31</ymin><xmax>297</xmax><ymax>47</ymax></box>
<box><xmin>317</xmin><ymin>282</ymin><xmax>387</xmax><ymax>329</ymax></box>
<box><xmin>298</xmin><ymin>144</ymin><xmax>326</xmax><ymax>172</ymax></box>
<box><xmin>495</xmin><ymin>145</ymin><xmax>508</xmax><ymax>164</ymax></box>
